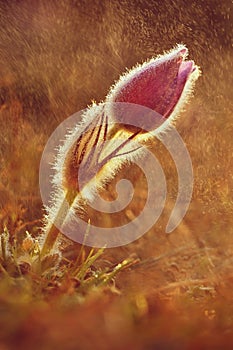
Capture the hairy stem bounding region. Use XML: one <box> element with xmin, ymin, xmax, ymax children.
<box><xmin>40</xmin><ymin>189</ymin><xmax>77</xmax><ymax>258</ymax></box>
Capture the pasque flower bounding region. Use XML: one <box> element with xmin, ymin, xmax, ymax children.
<box><xmin>107</xmin><ymin>45</ymin><xmax>199</xmax><ymax>127</ymax></box>
<box><xmin>40</xmin><ymin>44</ymin><xmax>200</xmax><ymax>256</ymax></box>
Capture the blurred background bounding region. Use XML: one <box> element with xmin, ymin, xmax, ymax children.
<box><xmin>0</xmin><ymin>0</ymin><xmax>232</xmax><ymax>348</ymax></box>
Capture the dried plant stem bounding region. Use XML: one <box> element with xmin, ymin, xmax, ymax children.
<box><xmin>40</xmin><ymin>189</ymin><xmax>77</xmax><ymax>258</ymax></box>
